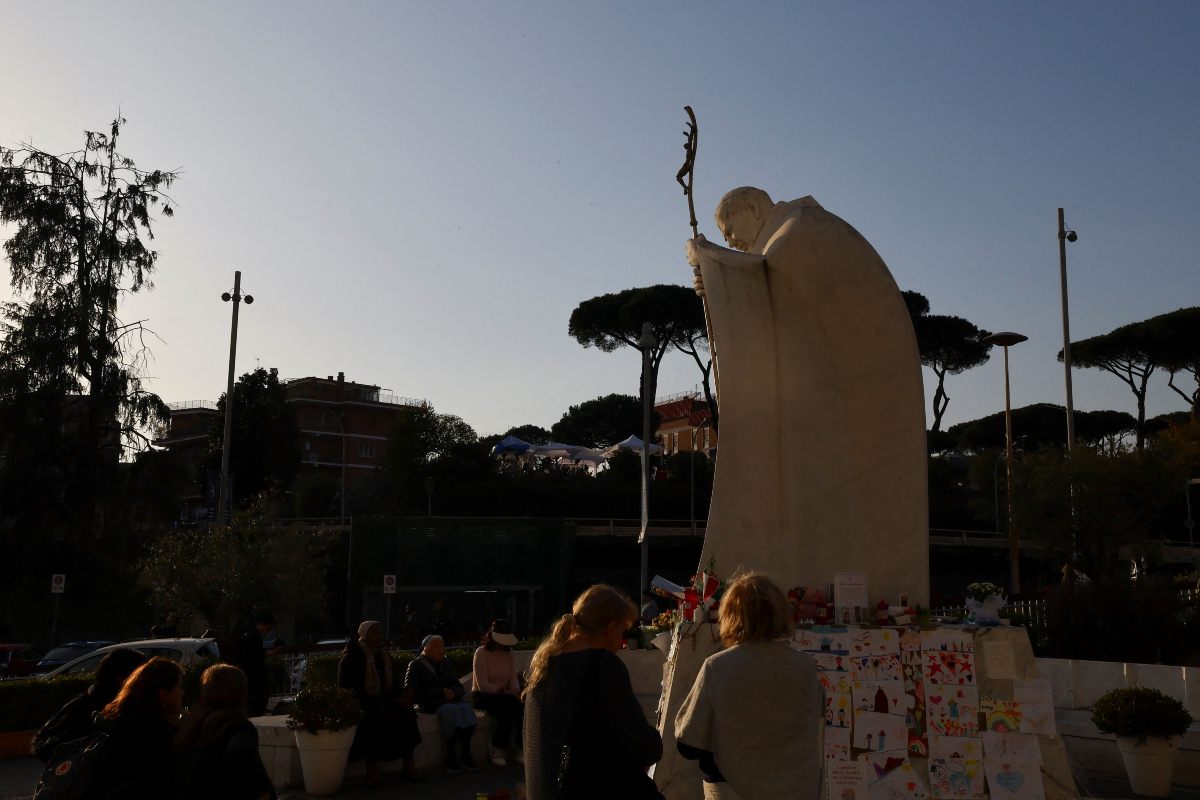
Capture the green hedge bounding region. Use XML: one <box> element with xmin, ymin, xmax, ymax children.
<box><xmin>305</xmin><ymin>648</ymin><xmax>476</xmax><ymax>690</ymax></box>
<box><xmin>0</xmin><ymin>675</ymin><xmax>93</xmax><ymax>734</ymax></box>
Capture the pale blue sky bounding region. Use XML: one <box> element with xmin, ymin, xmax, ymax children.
<box><xmin>2</xmin><ymin>2</ymin><xmax>1197</xmax><ymax>436</ymax></box>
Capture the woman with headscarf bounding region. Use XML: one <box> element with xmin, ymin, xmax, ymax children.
<box><xmin>337</xmin><ymin>621</ymin><xmax>424</xmax><ymax>788</ymax></box>
<box><xmin>174</xmin><ymin>664</ymin><xmax>275</xmax><ymax>800</ymax></box>
<box><xmin>405</xmin><ymin>634</ymin><xmax>478</xmax><ymax>773</ymax></box>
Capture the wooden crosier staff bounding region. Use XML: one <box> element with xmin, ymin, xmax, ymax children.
<box><xmin>676</xmin><ymin>105</ymin><xmax>720</xmax><ymax>406</ymax></box>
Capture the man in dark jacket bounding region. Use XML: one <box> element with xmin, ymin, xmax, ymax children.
<box><xmin>32</xmin><ymin>648</ymin><xmax>148</xmax><ymax>761</ymax></box>
<box><xmin>234</xmin><ymin>611</ymin><xmax>274</xmax><ymax>716</ymax></box>
<box><xmin>404</xmin><ymin>635</ymin><xmax>477</xmax><ymax>772</ymax></box>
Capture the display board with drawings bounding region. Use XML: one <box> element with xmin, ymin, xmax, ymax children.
<box><xmin>799</xmin><ymin>623</ymin><xmax>1062</xmax><ymax>800</ymax></box>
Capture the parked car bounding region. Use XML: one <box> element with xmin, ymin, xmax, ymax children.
<box><xmin>290</xmin><ymin>639</ymin><xmax>349</xmax><ymax>691</ymax></box>
<box><xmin>36</xmin><ymin>641</ymin><xmax>116</xmax><ymax>673</ymax></box>
<box><xmin>0</xmin><ymin>645</ymin><xmax>44</xmax><ymax>678</ymax></box>
<box><xmin>41</xmin><ymin>638</ymin><xmax>219</xmax><ymax>680</ymax></box>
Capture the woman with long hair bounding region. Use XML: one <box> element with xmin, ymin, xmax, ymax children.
<box><xmin>472</xmin><ymin>619</ymin><xmax>524</xmax><ymax>767</ymax></box>
<box><xmin>32</xmin><ymin>648</ymin><xmax>148</xmax><ymax>761</ymax></box>
<box><xmin>174</xmin><ymin>664</ymin><xmax>275</xmax><ymax>800</ymax></box>
<box><xmin>88</xmin><ymin>657</ymin><xmax>184</xmax><ymax>799</ymax></box>
<box><xmin>674</xmin><ymin>573</ymin><xmax>821</xmax><ymax>800</ymax></box>
<box><xmin>523</xmin><ymin>584</ymin><xmax>663</xmax><ymax>800</ymax></box>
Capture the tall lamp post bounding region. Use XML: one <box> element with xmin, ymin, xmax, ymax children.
<box><xmin>1057</xmin><ymin>209</ymin><xmax>1080</xmax><ymax>449</ymax></box>
<box><xmin>218</xmin><ymin>272</ymin><xmax>253</xmax><ymax>525</ymax></box>
<box><xmin>984</xmin><ymin>331</ymin><xmax>1028</xmax><ymax>595</ymax></box>
<box><xmin>638</xmin><ymin>322</ymin><xmax>657</xmax><ymax>596</ymax></box>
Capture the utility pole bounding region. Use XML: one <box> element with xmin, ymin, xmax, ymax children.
<box><xmin>638</xmin><ymin>323</ymin><xmax>657</xmax><ymax>596</ymax></box>
<box><xmin>1057</xmin><ymin>209</ymin><xmax>1077</xmax><ymax>450</ymax></box>
<box><xmin>985</xmin><ymin>332</ymin><xmax>1028</xmax><ymax>595</ymax></box>
<box><xmin>218</xmin><ymin>272</ymin><xmax>253</xmax><ymax>525</ymax></box>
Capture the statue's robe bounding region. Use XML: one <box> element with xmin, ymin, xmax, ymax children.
<box><xmin>654</xmin><ymin>197</ymin><xmax>926</xmax><ymax>800</ymax></box>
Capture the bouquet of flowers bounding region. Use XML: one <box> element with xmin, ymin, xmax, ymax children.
<box><xmin>965</xmin><ymin>582</ymin><xmax>1006</xmax><ymax>624</ymax></box>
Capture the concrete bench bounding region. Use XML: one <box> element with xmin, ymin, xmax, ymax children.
<box><xmin>254</xmin><ymin>648</ymin><xmax>666</xmax><ymax>789</ymax></box>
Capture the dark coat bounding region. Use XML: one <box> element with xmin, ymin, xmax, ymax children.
<box><xmin>338</xmin><ymin>640</ymin><xmax>423</xmax><ymax>762</ymax></box>
<box><xmin>173</xmin><ymin>717</ymin><xmax>276</xmax><ymax>800</ymax></box>
<box><xmin>337</xmin><ymin>640</ymin><xmax>398</xmax><ymax>712</ymax></box>
<box><xmin>32</xmin><ymin>687</ymin><xmax>108</xmax><ymax>762</ymax></box>
<box><xmin>404</xmin><ymin>654</ymin><xmax>464</xmax><ymax>714</ymax></box>
<box><xmin>524</xmin><ymin>649</ymin><xmax>663</xmax><ymax>800</ymax></box>
<box><xmin>87</xmin><ymin>711</ymin><xmax>176</xmax><ymax>800</ymax></box>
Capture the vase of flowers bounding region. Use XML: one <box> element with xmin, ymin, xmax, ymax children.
<box><xmin>1093</xmin><ymin>687</ymin><xmax>1193</xmax><ymax>797</ymax></box>
<box><xmin>964</xmin><ymin>582</ymin><xmax>1006</xmax><ymax>624</ymax></box>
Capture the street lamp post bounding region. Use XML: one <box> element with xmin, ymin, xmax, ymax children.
<box><xmin>1057</xmin><ymin>209</ymin><xmax>1079</xmax><ymax>450</ymax></box>
<box><xmin>985</xmin><ymin>331</ymin><xmax>1028</xmax><ymax>595</ymax></box>
<box><xmin>218</xmin><ymin>272</ymin><xmax>253</xmax><ymax>525</ymax></box>
<box><xmin>638</xmin><ymin>323</ymin><xmax>657</xmax><ymax>596</ymax></box>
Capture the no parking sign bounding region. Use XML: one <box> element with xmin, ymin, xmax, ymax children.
<box><xmin>383</xmin><ymin>575</ymin><xmax>396</xmax><ymax>594</ymax></box>
<box><xmin>51</xmin><ymin>574</ymin><xmax>65</xmax><ymax>594</ymax></box>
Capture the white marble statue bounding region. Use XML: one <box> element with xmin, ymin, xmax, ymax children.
<box><xmin>654</xmin><ymin>188</ymin><xmax>928</xmax><ymax>800</ymax></box>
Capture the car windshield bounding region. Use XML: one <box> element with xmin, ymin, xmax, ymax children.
<box><xmin>43</xmin><ymin>646</ymin><xmax>90</xmax><ymax>662</ymax></box>
<box><xmin>64</xmin><ymin>653</ymin><xmax>107</xmax><ymax>675</ymax></box>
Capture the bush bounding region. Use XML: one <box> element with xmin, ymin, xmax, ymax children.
<box><xmin>182</xmin><ymin>656</ymin><xmax>219</xmax><ymax>709</ymax></box>
<box><xmin>1092</xmin><ymin>687</ymin><xmax>1193</xmax><ymax>745</ymax></box>
<box><xmin>287</xmin><ymin>684</ymin><xmax>362</xmax><ymax>735</ymax></box>
<box><xmin>513</xmin><ymin>638</ymin><xmax>542</xmax><ymax>651</ymax></box>
<box><xmin>305</xmin><ymin>648</ymin><xmax>474</xmax><ymax>691</ymax></box>
<box><xmin>0</xmin><ymin>675</ymin><xmax>93</xmax><ymax>733</ymax></box>
<box><xmin>304</xmin><ymin>654</ymin><xmax>341</xmax><ymax>690</ymax></box>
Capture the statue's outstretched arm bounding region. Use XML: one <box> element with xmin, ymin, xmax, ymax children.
<box><xmin>686</xmin><ymin>234</ymin><xmax>767</xmax><ymax>297</ymax></box>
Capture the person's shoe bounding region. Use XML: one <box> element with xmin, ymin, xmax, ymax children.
<box><xmin>459</xmin><ymin>726</ymin><xmax>480</xmax><ymax>771</ymax></box>
<box><xmin>512</xmin><ymin>740</ymin><xmax>525</xmax><ymax>765</ymax></box>
<box><xmin>461</xmin><ymin>748</ymin><xmax>480</xmax><ymax>771</ymax></box>
<box><xmin>400</xmin><ymin>763</ymin><xmax>426</xmax><ymax>783</ymax></box>
<box><xmin>488</xmin><ymin>744</ymin><xmax>507</xmax><ymax>768</ymax></box>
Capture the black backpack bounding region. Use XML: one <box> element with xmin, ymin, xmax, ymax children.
<box><xmin>34</xmin><ymin>731</ymin><xmax>114</xmax><ymax>800</ymax></box>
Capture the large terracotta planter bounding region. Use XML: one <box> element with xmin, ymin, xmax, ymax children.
<box><xmin>1116</xmin><ymin>736</ymin><xmax>1177</xmax><ymax>797</ymax></box>
<box><xmin>293</xmin><ymin>727</ymin><xmax>357</xmax><ymax>795</ymax></box>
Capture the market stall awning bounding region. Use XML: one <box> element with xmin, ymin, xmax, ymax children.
<box><xmin>603</xmin><ymin>435</ymin><xmax>663</xmax><ymax>456</ymax></box>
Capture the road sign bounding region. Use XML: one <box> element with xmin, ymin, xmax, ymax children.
<box><xmin>51</xmin><ymin>574</ymin><xmax>65</xmax><ymax>594</ymax></box>
<box><xmin>383</xmin><ymin>575</ymin><xmax>396</xmax><ymax>594</ymax></box>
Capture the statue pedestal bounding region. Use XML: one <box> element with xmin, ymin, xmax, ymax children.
<box><xmin>653</xmin><ymin>622</ymin><xmax>723</xmax><ymax>800</ymax></box>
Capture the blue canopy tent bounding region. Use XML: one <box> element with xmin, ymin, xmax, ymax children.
<box><xmin>490</xmin><ymin>435</ymin><xmax>534</xmax><ymax>456</ymax></box>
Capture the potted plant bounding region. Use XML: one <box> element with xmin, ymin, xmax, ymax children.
<box><xmin>965</xmin><ymin>582</ymin><xmax>1006</xmax><ymax>624</ymax></box>
<box><xmin>287</xmin><ymin>684</ymin><xmax>363</xmax><ymax>795</ymax></box>
<box><xmin>1092</xmin><ymin>687</ymin><xmax>1193</xmax><ymax>797</ymax></box>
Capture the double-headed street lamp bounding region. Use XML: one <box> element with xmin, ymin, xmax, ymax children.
<box><xmin>984</xmin><ymin>331</ymin><xmax>1028</xmax><ymax>595</ymax></box>
<box><xmin>217</xmin><ymin>272</ymin><xmax>253</xmax><ymax>525</ymax></box>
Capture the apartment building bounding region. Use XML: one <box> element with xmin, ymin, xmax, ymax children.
<box><xmin>654</xmin><ymin>391</ymin><xmax>717</xmax><ymax>457</ymax></box>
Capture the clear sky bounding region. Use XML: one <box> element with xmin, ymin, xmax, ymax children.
<box><xmin>2</xmin><ymin>2</ymin><xmax>1197</xmax><ymax>437</ymax></box>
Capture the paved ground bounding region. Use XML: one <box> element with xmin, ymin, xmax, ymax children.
<box><xmin>7</xmin><ymin>757</ymin><xmax>1196</xmax><ymax>799</ymax></box>
<box><xmin>0</xmin><ymin>756</ymin><xmax>525</xmax><ymax>799</ymax></box>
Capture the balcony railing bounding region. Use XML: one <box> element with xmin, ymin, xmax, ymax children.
<box><xmin>655</xmin><ymin>390</ymin><xmax>702</xmax><ymax>406</ymax></box>
<box><xmin>167</xmin><ymin>400</ymin><xmax>217</xmax><ymax>411</ymax></box>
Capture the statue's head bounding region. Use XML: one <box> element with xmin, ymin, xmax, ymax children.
<box><xmin>715</xmin><ymin>186</ymin><xmax>774</xmax><ymax>252</ymax></box>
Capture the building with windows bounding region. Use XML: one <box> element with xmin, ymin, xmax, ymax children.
<box><xmin>157</xmin><ymin>372</ymin><xmax>424</xmax><ymax>493</ymax></box>
<box><xmin>654</xmin><ymin>391</ymin><xmax>717</xmax><ymax>458</ymax></box>
<box><xmin>287</xmin><ymin>373</ymin><xmax>423</xmax><ymax>482</ymax></box>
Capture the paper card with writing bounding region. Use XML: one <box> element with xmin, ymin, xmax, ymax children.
<box><xmin>824</xmin><ymin>725</ymin><xmax>851</xmax><ymax>761</ymax></box>
<box><xmin>798</xmin><ymin>627</ymin><xmax>854</xmax><ymax>655</ymax></box>
<box><xmin>826</xmin><ymin>760</ymin><xmax>872</xmax><ymax>800</ymax></box>
<box><xmin>849</xmin><ymin>653</ymin><xmax>903</xmax><ymax>681</ymax></box>
<box><xmin>924</xmin><ymin>684</ymin><xmax>979</xmax><ymax>738</ymax></box>
<box><xmin>923</xmin><ymin>651</ymin><xmax>976</xmax><ymax>685</ymax></box>
<box><xmin>921</xmin><ymin>628</ymin><xmax>973</xmax><ymax>653</ymax></box>
<box><xmin>1012</xmin><ymin>679</ymin><xmax>1053</xmax><ymax>707</ymax></box>
<box><xmin>823</xmin><ymin>673</ymin><xmax>854</xmax><ymax>729</ymax></box>
<box><xmin>979</xmin><ymin>696</ymin><xmax>1022</xmax><ymax>733</ymax></box>
<box><xmin>866</xmin><ymin>761</ymin><xmax>930</xmax><ymax>800</ymax></box>
<box><xmin>855</xmin><ymin>628</ymin><xmax>901</xmax><ymax>656</ymax></box>
<box><xmin>853</xmin><ymin>681</ymin><xmax>907</xmax><ymax>715</ymax></box>
<box><xmin>1018</xmin><ymin>705</ymin><xmax>1056</xmax><ymax>736</ymax></box>
<box><xmin>900</xmin><ymin>629</ymin><xmax>924</xmax><ymax>652</ymax></box>
<box><xmin>927</xmin><ymin>736</ymin><xmax>985</xmax><ymax>799</ymax></box>
<box><xmin>902</xmin><ymin>650</ymin><xmax>927</xmax><ymax>755</ymax></box>
<box><xmin>860</xmin><ymin>749</ymin><xmax>909</xmax><ymax>779</ymax></box>
<box><xmin>814</xmin><ymin>652</ymin><xmax>854</xmax><ymax>674</ymax></box>
<box><xmin>984</xmin><ymin>758</ymin><xmax>1045</xmax><ymax>800</ymax></box>
<box><xmin>853</xmin><ymin>710</ymin><xmax>908</xmax><ymax>753</ymax></box>
<box><xmin>982</xmin><ymin>641</ymin><xmax>1017</xmax><ymax>680</ymax></box>
<box><xmin>981</xmin><ymin>731</ymin><xmax>1042</xmax><ymax>762</ymax></box>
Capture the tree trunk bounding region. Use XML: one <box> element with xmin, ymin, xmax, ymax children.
<box><xmin>931</xmin><ymin>369</ymin><xmax>949</xmax><ymax>433</ymax></box>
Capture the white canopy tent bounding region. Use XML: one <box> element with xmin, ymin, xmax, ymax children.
<box><xmin>602</xmin><ymin>435</ymin><xmax>663</xmax><ymax>457</ymax></box>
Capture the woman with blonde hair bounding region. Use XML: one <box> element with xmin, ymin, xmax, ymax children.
<box><xmin>675</xmin><ymin>573</ymin><xmax>821</xmax><ymax>800</ymax></box>
<box><xmin>174</xmin><ymin>664</ymin><xmax>275</xmax><ymax>800</ymax></box>
<box><xmin>523</xmin><ymin>584</ymin><xmax>663</xmax><ymax>800</ymax></box>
